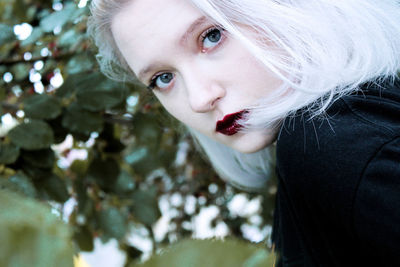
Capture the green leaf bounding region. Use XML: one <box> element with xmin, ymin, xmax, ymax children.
<box><xmin>132</xmin><ymin>112</ymin><xmax>161</xmax><ymax>151</ymax></box>
<box><xmin>0</xmin><ymin>142</ymin><xmax>20</xmax><ymax>164</ymax></box>
<box><xmin>0</xmin><ymin>190</ymin><xmax>73</xmax><ymax>267</ymax></box>
<box><xmin>56</xmin><ymin>72</ymin><xmax>128</xmax><ymax>111</ymax></box>
<box><xmin>0</xmin><ymin>23</ymin><xmax>15</xmax><ymax>46</ymax></box>
<box><xmin>75</xmin><ymin>179</ymin><xmax>94</xmax><ymax>217</ymax></box>
<box><xmin>73</xmin><ymin>226</ymin><xmax>94</xmax><ymax>252</ymax></box>
<box><xmin>76</xmin><ymin>73</ymin><xmax>129</xmax><ymax>112</ymax></box>
<box><xmin>20</xmin><ymin>27</ymin><xmax>43</xmax><ymax>46</ymax></box>
<box><xmin>98</xmin><ymin>207</ymin><xmax>127</xmax><ymax>240</ymax></box>
<box><xmin>39</xmin><ymin>3</ymin><xmax>75</xmax><ymax>33</ymax></box>
<box><xmin>62</xmin><ymin>102</ymin><xmax>104</xmax><ymax>135</ymax></box>
<box><xmin>0</xmin><ymin>172</ymin><xmax>37</xmax><ymax>198</ymax></box>
<box><xmin>10</xmin><ymin>63</ymin><xmax>30</xmax><ymax>81</ymax></box>
<box><xmin>23</xmin><ymin>94</ymin><xmax>62</xmax><ymax>120</ymax></box>
<box><xmin>65</xmin><ymin>53</ymin><xmax>94</xmax><ymax>75</ymax></box>
<box><xmin>125</xmin><ymin>147</ymin><xmax>160</xmax><ymax>176</ymax></box>
<box><xmin>37</xmin><ymin>174</ymin><xmax>69</xmax><ymax>203</ymax></box>
<box><xmin>20</xmin><ymin>148</ymin><xmax>55</xmax><ymax>168</ymax></box>
<box><xmin>113</xmin><ymin>170</ymin><xmax>135</xmax><ymax>195</ymax></box>
<box><xmin>56</xmin><ymin>72</ymin><xmax>89</xmax><ymax>99</ymax></box>
<box><xmin>21</xmin><ymin>163</ymin><xmax>53</xmax><ymax>180</ymax></box>
<box><xmin>134</xmin><ymin>239</ymin><xmax>274</xmax><ymax>267</ymax></box>
<box><xmin>125</xmin><ymin>147</ymin><xmax>148</xmax><ymax>165</ymax></box>
<box><xmin>58</xmin><ymin>28</ymin><xmax>79</xmax><ymax>47</ymax></box>
<box><xmin>131</xmin><ymin>187</ymin><xmax>161</xmax><ymax>226</ymax></box>
<box><xmin>9</xmin><ymin>120</ymin><xmax>54</xmax><ymax>150</ymax></box>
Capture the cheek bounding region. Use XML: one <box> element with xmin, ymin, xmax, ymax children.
<box><xmin>155</xmin><ymin>94</ymin><xmax>190</xmax><ymax>123</ymax></box>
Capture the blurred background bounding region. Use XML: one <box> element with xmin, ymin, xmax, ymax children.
<box><xmin>0</xmin><ymin>0</ymin><xmax>277</xmax><ymax>266</ymax></box>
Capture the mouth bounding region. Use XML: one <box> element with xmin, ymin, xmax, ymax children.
<box><xmin>216</xmin><ymin>110</ymin><xmax>247</xmax><ymax>136</ymax></box>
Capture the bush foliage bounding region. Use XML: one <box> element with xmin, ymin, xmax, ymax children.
<box><xmin>0</xmin><ymin>0</ymin><xmax>276</xmax><ymax>265</ymax></box>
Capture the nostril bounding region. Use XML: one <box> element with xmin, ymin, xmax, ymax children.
<box><xmin>211</xmin><ymin>96</ymin><xmax>221</xmax><ymax>108</ymax></box>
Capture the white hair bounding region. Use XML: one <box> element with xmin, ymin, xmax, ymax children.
<box><xmin>88</xmin><ymin>0</ymin><xmax>400</xmax><ymax>191</ymax></box>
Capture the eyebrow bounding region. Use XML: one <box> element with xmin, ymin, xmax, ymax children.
<box><xmin>138</xmin><ymin>16</ymin><xmax>208</xmax><ymax>82</ymax></box>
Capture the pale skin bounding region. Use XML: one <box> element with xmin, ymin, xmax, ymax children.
<box><xmin>111</xmin><ymin>0</ymin><xmax>282</xmax><ymax>153</ymax></box>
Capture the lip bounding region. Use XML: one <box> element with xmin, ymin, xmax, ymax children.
<box><xmin>216</xmin><ymin>110</ymin><xmax>247</xmax><ymax>136</ymax></box>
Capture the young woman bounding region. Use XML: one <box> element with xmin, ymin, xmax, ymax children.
<box><xmin>88</xmin><ymin>0</ymin><xmax>400</xmax><ymax>265</ymax></box>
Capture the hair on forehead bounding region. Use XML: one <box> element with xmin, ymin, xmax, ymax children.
<box><xmin>88</xmin><ymin>0</ymin><xmax>400</xmax><ymax>190</ymax></box>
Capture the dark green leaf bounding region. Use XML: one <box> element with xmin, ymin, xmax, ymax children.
<box><xmin>20</xmin><ymin>148</ymin><xmax>55</xmax><ymax>168</ymax></box>
<box><xmin>76</xmin><ymin>74</ymin><xmax>129</xmax><ymax>112</ymax></box>
<box><xmin>56</xmin><ymin>72</ymin><xmax>128</xmax><ymax>111</ymax></box>
<box><xmin>23</xmin><ymin>94</ymin><xmax>62</xmax><ymax>120</ymax></box>
<box><xmin>21</xmin><ymin>163</ymin><xmax>52</xmax><ymax>180</ymax></box>
<box><xmin>75</xmin><ymin>179</ymin><xmax>94</xmax><ymax>217</ymax></box>
<box><xmin>62</xmin><ymin>102</ymin><xmax>103</xmax><ymax>135</ymax></box>
<box><xmin>125</xmin><ymin>147</ymin><xmax>160</xmax><ymax>176</ymax></box>
<box><xmin>132</xmin><ymin>112</ymin><xmax>161</xmax><ymax>150</ymax></box>
<box><xmin>38</xmin><ymin>174</ymin><xmax>69</xmax><ymax>203</ymax></box>
<box><xmin>0</xmin><ymin>142</ymin><xmax>20</xmax><ymax>164</ymax></box>
<box><xmin>74</xmin><ymin>226</ymin><xmax>94</xmax><ymax>252</ymax></box>
<box><xmin>131</xmin><ymin>187</ymin><xmax>161</xmax><ymax>226</ymax></box>
<box><xmin>9</xmin><ymin>120</ymin><xmax>54</xmax><ymax>150</ymax></box>
<box><xmin>87</xmin><ymin>156</ymin><xmax>120</xmax><ymax>191</ymax></box>
<box><xmin>70</xmin><ymin>131</ymin><xmax>91</xmax><ymax>142</ymax></box>
<box><xmin>98</xmin><ymin>207</ymin><xmax>127</xmax><ymax>240</ymax></box>
<box><xmin>56</xmin><ymin>72</ymin><xmax>89</xmax><ymax>98</ymax></box>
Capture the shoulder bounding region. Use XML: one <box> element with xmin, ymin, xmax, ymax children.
<box><xmin>274</xmin><ymin>79</ymin><xmax>400</xmax><ymax>262</ymax></box>
<box><xmin>277</xmin><ymin>79</ymin><xmax>400</xmax><ymax>177</ymax></box>
<box><xmin>353</xmin><ymin>136</ymin><xmax>400</xmax><ymax>260</ymax></box>
<box><xmin>275</xmin><ymin>79</ymin><xmax>400</xmax><ymax>217</ymax></box>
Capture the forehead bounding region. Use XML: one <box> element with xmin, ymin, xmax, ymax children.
<box><xmin>111</xmin><ymin>0</ymin><xmax>203</xmax><ymax>75</ymax></box>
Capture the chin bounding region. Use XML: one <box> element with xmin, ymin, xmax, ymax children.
<box><xmin>231</xmin><ymin>141</ymin><xmax>270</xmax><ymax>154</ymax></box>
<box><xmin>226</xmin><ymin>130</ymin><xmax>276</xmax><ymax>154</ymax></box>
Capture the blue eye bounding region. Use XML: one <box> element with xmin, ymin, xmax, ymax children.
<box><xmin>149</xmin><ymin>72</ymin><xmax>174</xmax><ymax>90</ymax></box>
<box><xmin>202</xmin><ymin>28</ymin><xmax>222</xmax><ymax>49</ymax></box>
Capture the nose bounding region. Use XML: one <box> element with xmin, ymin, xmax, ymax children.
<box><xmin>185</xmin><ymin>72</ymin><xmax>226</xmax><ymax>113</ymax></box>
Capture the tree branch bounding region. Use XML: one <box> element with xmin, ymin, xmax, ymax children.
<box><xmin>1</xmin><ymin>102</ymin><xmax>19</xmax><ymax>112</ymax></box>
<box><xmin>103</xmin><ymin>115</ymin><xmax>133</xmax><ymax>126</ymax></box>
<box><xmin>0</xmin><ymin>102</ymin><xmax>133</xmax><ymax>125</ymax></box>
<box><xmin>0</xmin><ymin>53</ymin><xmax>74</xmax><ymax>67</ymax></box>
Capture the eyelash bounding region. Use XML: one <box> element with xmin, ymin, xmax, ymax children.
<box><xmin>200</xmin><ymin>26</ymin><xmax>226</xmax><ymax>51</ymax></box>
<box><xmin>147</xmin><ymin>26</ymin><xmax>226</xmax><ymax>91</ymax></box>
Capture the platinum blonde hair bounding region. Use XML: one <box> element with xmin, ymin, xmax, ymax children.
<box><xmin>88</xmin><ymin>0</ymin><xmax>400</xmax><ymax>191</ymax></box>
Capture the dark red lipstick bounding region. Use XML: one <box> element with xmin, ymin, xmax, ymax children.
<box><xmin>216</xmin><ymin>110</ymin><xmax>247</xmax><ymax>136</ymax></box>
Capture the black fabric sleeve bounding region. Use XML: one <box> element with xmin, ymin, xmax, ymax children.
<box><xmin>353</xmin><ymin>136</ymin><xmax>400</xmax><ymax>263</ymax></box>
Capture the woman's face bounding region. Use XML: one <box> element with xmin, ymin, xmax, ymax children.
<box><xmin>111</xmin><ymin>0</ymin><xmax>282</xmax><ymax>153</ymax></box>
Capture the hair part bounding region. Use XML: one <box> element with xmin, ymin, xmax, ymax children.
<box><xmin>88</xmin><ymin>0</ymin><xmax>400</xmax><ymax>191</ymax></box>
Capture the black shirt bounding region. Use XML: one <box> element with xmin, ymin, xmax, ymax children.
<box><xmin>273</xmin><ymin>79</ymin><xmax>400</xmax><ymax>266</ymax></box>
